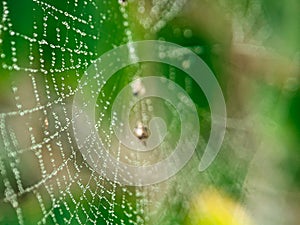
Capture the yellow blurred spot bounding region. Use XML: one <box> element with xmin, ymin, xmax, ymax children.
<box><xmin>187</xmin><ymin>188</ymin><xmax>254</xmax><ymax>225</ymax></box>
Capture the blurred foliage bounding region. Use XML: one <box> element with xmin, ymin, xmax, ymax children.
<box><xmin>0</xmin><ymin>0</ymin><xmax>299</xmax><ymax>224</ymax></box>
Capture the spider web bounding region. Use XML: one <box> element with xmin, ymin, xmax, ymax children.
<box><xmin>0</xmin><ymin>0</ymin><xmax>193</xmax><ymax>224</ymax></box>
<box><xmin>2</xmin><ymin>0</ymin><xmax>294</xmax><ymax>223</ymax></box>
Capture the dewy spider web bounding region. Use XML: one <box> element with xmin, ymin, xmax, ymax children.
<box><xmin>1</xmin><ymin>0</ymin><xmax>288</xmax><ymax>223</ymax></box>
<box><xmin>0</xmin><ymin>0</ymin><xmax>199</xmax><ymax>224</ymax></box>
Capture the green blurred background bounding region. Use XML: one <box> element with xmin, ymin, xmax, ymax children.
<box><xmin>0</xmin><ymin>0</ymin><xmax>299</xmax><ymax>224</ymax></box>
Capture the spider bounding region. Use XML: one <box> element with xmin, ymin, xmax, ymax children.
<box><xmin>133</xmin><ymin>121</ymin><xmax>149</xmax><ymax>140</ymax></box>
